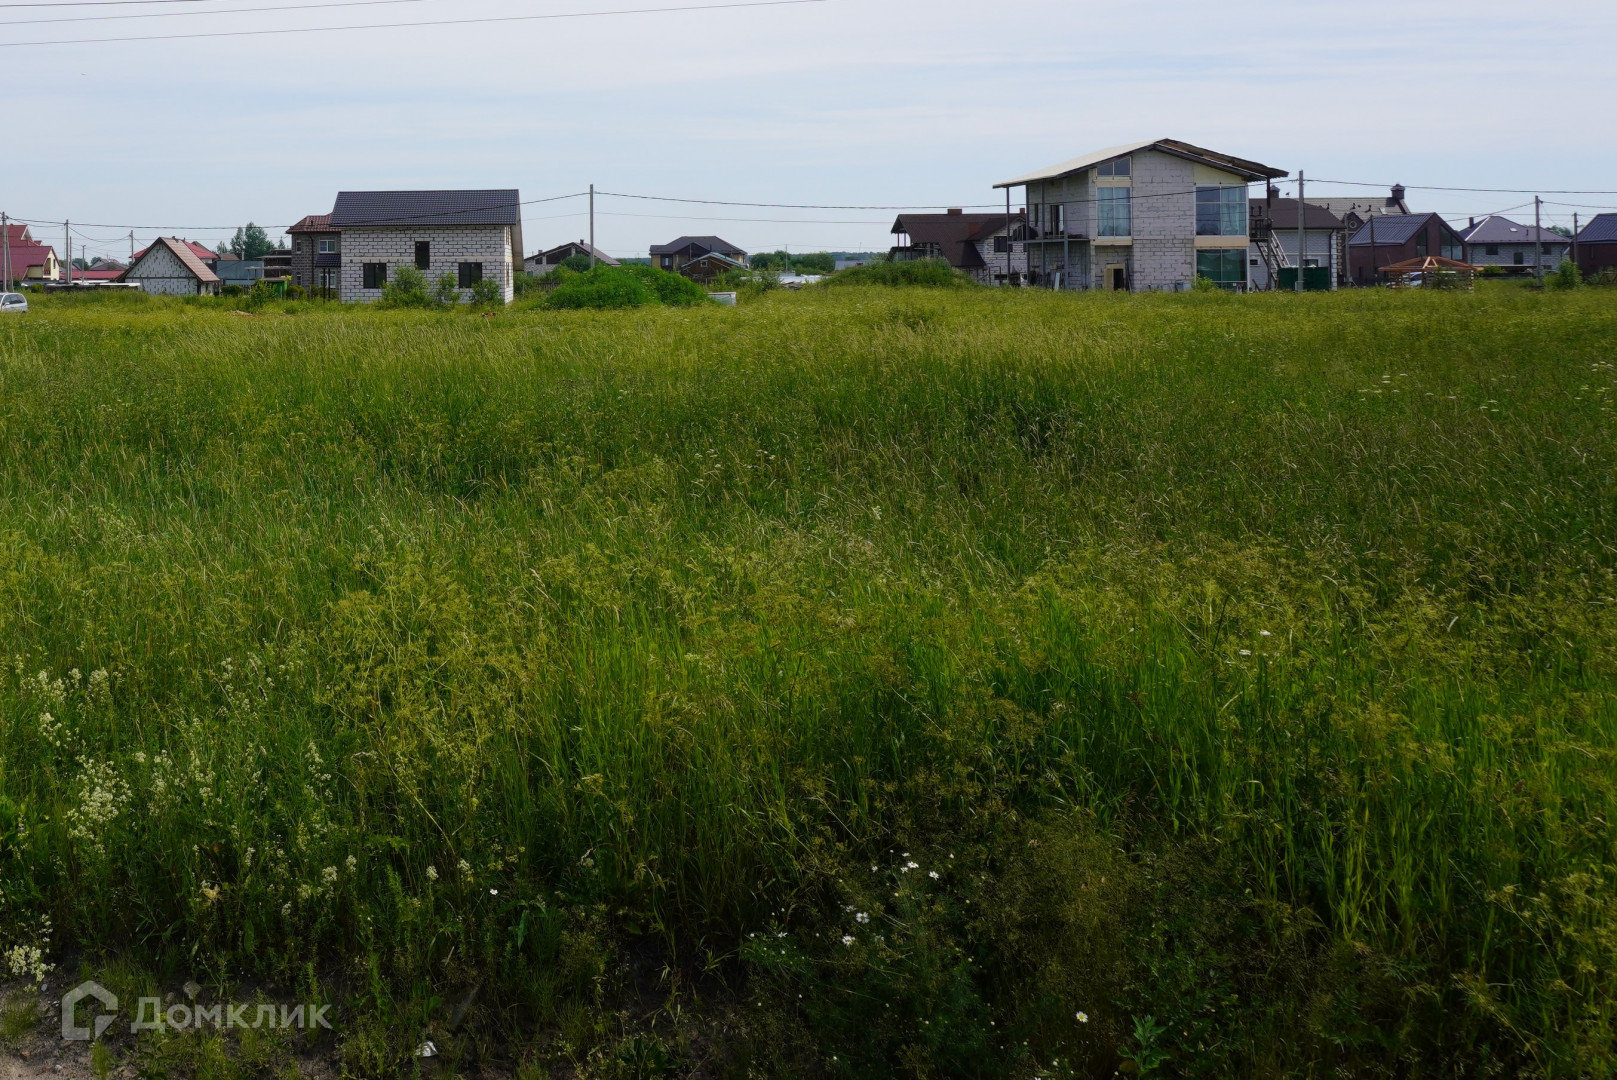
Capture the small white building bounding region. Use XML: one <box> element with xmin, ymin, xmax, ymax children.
<box><xmin>118</xmin><ymin>236</ymin><xmax>222</xmax><ymax>296</ymax></box>
<box><xmin>995</xmin><ymin>138</ymin><xmax>1288</xmax><ymax>292</ymax></box>
<box><xmin>1247</xmin><ymin>198</ymin><xmax>1347</xmax><ymax>290</ymax></box>
<box><xmin>1459</xmin><ymin>216</ymin><xmax>1570</xmax><ymax>276</ymax></box>
<box><xmin>327</xmin><ymin>190</ymin><xmax>523</xmax><ymax>304</ymax></box>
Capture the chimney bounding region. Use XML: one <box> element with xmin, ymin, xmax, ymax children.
<box><xmin>1267</xmin><ymin>185</ymin><xmax>1279</xmax><ymax>202</ymax></box>
<box><xmin>1390</xmin><ymin>184</ymin><xmax>1406</xmax><ymax>207</ymax></box>
<box><xmin>1469</xmin><ymin>217</ymin><xmax>1476</xmax><ymax>229</ymax></box>
<box><xmin>947</xmin><ymin>208</ymin><xmax>963</xmax><ymax>215</ymax></box>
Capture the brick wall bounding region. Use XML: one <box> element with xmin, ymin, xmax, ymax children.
<box><xmin>126</xmin><ymin>244</ymin><xmax>210</xmax><ymax>296</ymax></box>
<box><xmin>339</xmin><ymin>225</ymin><xmax>514</xmax><ymax>303</ymax></box>
<box><xmin>1129</xmin><ymin>152</ymin><xmax>1197</xmax><ymax>291</ymax></box>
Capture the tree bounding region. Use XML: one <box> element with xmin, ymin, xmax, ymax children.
<box><xmin>229</xmin><ymin>223</ymin><xmax>275</xmax><ymax>260</ymax></box>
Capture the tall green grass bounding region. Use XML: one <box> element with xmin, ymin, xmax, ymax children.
<box><xmin>0</xmin><ymin>285</ymin><xmax>1613</xmax><ymax>1077</ymax></box>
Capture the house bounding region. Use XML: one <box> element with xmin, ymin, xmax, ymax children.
<box><xmin>132</xmin><ymin>238</ymin><xmax>220</xmax><ymax>271</ymax></box>
<box><xmin>1311</xmin><ymin>186</ymin><xmax>1411</xmax><ymax>234</ymax></box>
<box><xmin>888</xmin><ymin>209</ymin><xmax>1026</xmax><ymax>285</ymax></box>
<box><xmin>1247</xmin><ymin>197</ymin><xmax>1346</xmax><ymax>290</ymax></box>
<box><xmin>217</xmin><ymin>259</ymin><xmax>265</xmax><ymax>291</ymax></box>
<box><xmin>1574</xmin><ymin>213</ymin><xmax>1617</xmax><ymax>278</ymax></box>
<box><xmin>1458</xmin><ymin>216</ymin><xmax>1569</xmax><ymax>275</ymax></box>
<box><xmin>1348</xmin><ymin>213</ymin><xmax>1467</xmax><ymax>285</ymax></box>
<box><xmin>118</xmin><ymin>236</ymin><xmax>223</xmax><ymax>295</ymax></box>
<box><xmin>675</xmin><ymin>250</ymin><xmax>746</xmax><ymax>285</ymax></box>
<box><xmin>287</xmin><ymin>214</ymin><xmax>341</xmax><ymax>296</ymax></box>
<box><xmin>261</xmin><ymin>249</ymin><xmax>292</xmax><ymax>283</ymax></box>
<box><xmin>994</xmin><ymin>138</ymin><xmax>1287</xmax><ymax>291</ymax></box>
<box><xmin>327</xmin><ymin>189</ymin><xmax>524</xmax><ymax>304</ymax></box>
<box><xmin>3</xmin><ymin>223</ymin><xmax>60</xmax><ymax>284</ymax></box>
<box><xmin>650</xmin><ymin>236</ymin><xmax>746</xmax><ymax>274</ymax></box>
<box><xmin>525</xmin><ymin>241</ymin><xmax>618</xmax><ymax>274</ymax></box>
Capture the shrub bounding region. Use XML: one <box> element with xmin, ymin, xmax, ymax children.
<box><xmin>283</xmin><ymin>284</ymin><xmax>306</xmax><ymax>301</ymax></box>
<box><xmin>434</xmin><ymin>273</ymin><xmax>461</xmax><ymax>307</ymax></box>
<box><xmin>221</xmin><ymin>284</ymin><xmax>244</xmax><ymax>297</ymax></box>
<box><xmin>378</xmin><ymin>264</ymin><xmax>432</xmax><ymax>308</ymax></box>
<box><xmin>1547</xmin><ymin>259</ymin><xmax>1583</xmax><ymax>290</ymax></box>
<box><xmin>545</xmin><ymin>266</ymin><xmax>655</xmax><ymax>309</ymax></box>
<box><xmin>621</xmin><ymin>264</ymin><xmax>712</xmax><ymax>307</ymax></box>
<box><xmin>469</xmin><ymin>276</ymin><xmax>504</xmax><ymax>308</ymax></box>
<box><xmin>560</xmin><ymin>253</ymin><xmax>594</xmax><ymax>273</ymax></box>
<box><xmin>512</xmin><ymin>271</ymin><xmax>541</xmax><ymax>297</ymax></box>
<box><xmin>824</xmin><ymin>258</ymin><xmax>971</xmax><ymax>287</ymax></box>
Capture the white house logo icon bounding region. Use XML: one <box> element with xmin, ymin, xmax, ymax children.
<box><xmin>62</xmin><ymin>981</ymin><xmax>118</xmax><ymax>1041</ymax></box>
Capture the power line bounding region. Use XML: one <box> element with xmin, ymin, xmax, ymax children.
<box><xmin>1309</xmin><ymin>177</ymin><xmax>1617</xmax><ymax>196</ymax></box>
<box><xmin>12</xmin><ymin>190</ymin><xmax>587</xmax><ymax>231</ymax></box>
<box><xmin>2</xmin><ymin>0</ymin><xmax>435</xmax><ymax>27</ymax></box>
<box><xmin>0</xmin><ymin>0</ymin><xmax>238</xmax><ymax>7</ymax></box>
<box><xmin>0</xmin><ymin>0</ymin><xmax>831</xmax><ymax>46</ymax></box>
<box><xmin>596</xmin><ymin>190</ymin><xmax>1002</xmax><ymax>211</ymax></box>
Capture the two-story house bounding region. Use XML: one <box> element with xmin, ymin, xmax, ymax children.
<box><xmin>2</xmin><ymin>223</ymin><xmax>59</xmax><ymax>285</ymax></box>
<box><xmin>1348</xmin><ymin>213</ymin><xmax>1467</xmax><ymax>284</ymax></box>
<box><xmin>1247</xmin><ymin>196</ymin><xmax>1346</xmax><ymax>290</ymax></box>
<box><xmin>288</xmin><ymin>213</ymin><xmax>342</xmax><ymax>296</ymax></box>
<box><xmin>1459</xmin><ymin>216</ymin><xmax>1569</xmax><ymax>276</ymax></box>
<box><xmin>888</xmin><ymin>209</ymin><xmax>1027</xmax><ymax>285</ymax></box>
<box><xmin>994</xmin><ymin>138</ymin><xmax>1287</xmax><ymax>292</ymax></box>
<box><xmin>650</xmin><ymin>236</ymin><xmax>746</xmax><ymax>274</ymax></box>
<box><xmin>328</xmin><ymin>190</ymin><xmax>523</xmax><ymax>304</ymax></box>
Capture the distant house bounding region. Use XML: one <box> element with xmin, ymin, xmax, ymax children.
<box><xmin>327</xmin><ymin>189</ymin><xmax>524</xmax><ymax>304</ymax></box>
<box><xmin>525</xmin><ymin>241</ymin><xmax>618</xmax><ymax>274</ymax></box>
<box><xmin>2</xmin><ymin>224</ymin><xmax>59</xmax><ymax>284</ymax></box>
<box><xmin>889</xmin><ymin>209</ymin><xmax>1026</xmax><ymax>285</ymax></box>
<box><xmin>995</xmin><ymin>138</ymin><xmax>1287</xmax><ymax>291</ymax></box>
<box><xmin>1312</xmin><ymin>186</ymin><xmax>1412</xmax><ymax>234</ymax></box>
<box><xmin>1458</xmin><ymin>216</ymin><xmax>1568</xmax><ymax>275</ymax></box>
<box><xmin>1247</xmin><ymin>197</ymin><xmax>1346</xmax><ymax>289</ymax></box>
<box><xmin>1347</xmin><ymin>213</ymin><xmax>1466</xmax><ymax>285</ymax></box>
<box><xmin>677</xmin><ymin>250</ymin><xmax>746</xmax><ymax>285</ymax></box>
<box><xmin>651</xmin><ymin>236</ymin><xmax>746</xmax><ymax>274</ymax></box>
<box><xmin>133</xmin><ymin>238</ymin><xmax>221</xmax><ymax>271</ymax></box>
<box><xmin>217</xmin><ymin>258</ymin><xmax>265</xmax><ymax>291</ymax></box>
<box><xmin>261</xmin><ymin>249</ymin><xmax>292</xmax><ymax>283</ymax></box>
<box><xmin>119</xmin><ymin>236</ymin><xmax>223</xmax><ymax>296</ymax></box>
<box><xmin>287</xmin><ymin>214</ymin><xmax>341</xmax><ymax>296</ymax></box>
<box><xmin>835</xmin><ymin>257</ymin><xmax>874</xmax><ymax>272</ymax></box>
<box><xmin>1574</xmin><ymin>213</ymin><xmax>1617</xmax><ymax>278</ymax></box>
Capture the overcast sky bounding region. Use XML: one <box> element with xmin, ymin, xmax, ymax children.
<box><xmin>7</xmin><ymin>0</ymin><xmax>1614</xmax><ymax>262</ymax></box>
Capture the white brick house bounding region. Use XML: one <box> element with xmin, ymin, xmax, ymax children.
<box><xmin>995</xmin><ymin>139</ymin><xmax>1287</xmax><ymax>292</ymax></box>
<box><xmin>327</xmin><ymin>190</ymin><xmax>524</xmax><ymax>304</ymax></box>
<box><xmin>1459</xmin><ymin>216</ymin><xmax>1570</xmax><ymax>276</ymax></box>
<box><xmin>118</xmin><ymin>236</ymin><xmax>222</xmax><ymax>296</ymax></box>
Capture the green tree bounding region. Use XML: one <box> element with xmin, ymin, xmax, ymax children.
<box><xmin>229</xmin><ymin>223</ymin><xmax>275</xmax><ymax>260</ymax></box>
<box><xmin>469</xmin><ymin>276</ymin><xmax>503</xmax><ymax>308</ymax></box>
<box><xmin>434</xmin><ymin>273</ymin><xmax>461</xmax><ymax>306</ymax></box>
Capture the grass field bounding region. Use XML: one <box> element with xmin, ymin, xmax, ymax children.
<box><xmin>0</xmin><ymin>284</ymin><xmax>1614</xmax><ymax>1078</ymax></box>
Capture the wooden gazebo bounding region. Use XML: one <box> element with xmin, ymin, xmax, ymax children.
<box><xmin>1377</xmin><ymin>255</ymin><xmax>1478</xmax><ymax>290</ymax></box>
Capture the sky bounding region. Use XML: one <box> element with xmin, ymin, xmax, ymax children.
<box><xmin>6</xmin><ymin>0</ymin><xmax>1616</xmax><ymax>263</ymax></box>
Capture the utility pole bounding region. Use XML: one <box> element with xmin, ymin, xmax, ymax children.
<box><xmin>2</xmin><ymin>212</ymin><xmax>10</xmax><ymax>290</ymax></box>
<box><xmin>65</xmin><ymin>221</ymin><xmax>72</xmax><ymax>284</ymax></box>
<box><xmin>1534</xmin><ymin>196</ymin><xmax>1544</xmax><ymax>285</ymax></box>
<box><xmin>1367</xmin><ymin>209</ymin><xmax>1378</xmax><ymax>286</ymax></box>
<box><xmin>1573</xmin><ymin>212</ymin><xmax>1580</xmax><ymax>271</ymax></box>
<box><xmin>1295</xmin><ymin>171</ymin><xmax>1306</xmax><ymax>294</ymax></box>
<box><xmin>129</xmin><ymin>231</ymin><xmax>135</xmax><ymax>263</ymax></box>
<box><xmin>588</xmin><ymin>184</ymin><xmax>596</xmax><ymax>269</ymax></box>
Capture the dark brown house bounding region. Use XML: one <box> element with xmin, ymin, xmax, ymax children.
<box><xmin>650</xmin><ymin>236</ymin><xmax>745</xmax><ymax>273</ymax></box>
<box><xmin>889</xmin><ymin>209</ymin><xmax>1027</xmax><ymax>285</ymax></box>
<box><xmin>287</xmin><ymin>213</ymin><xmax>341</xmax><ymax>297</ymax></box>
<box><xmin>1347</xmin><ymin>213</ymin><xmax>1466</xmax><ymax>285</ymax></box>
<box><xmin>1575</xmin><ymin>213</ymin><xmax>1617</xmax><ymax>278</ymax></box>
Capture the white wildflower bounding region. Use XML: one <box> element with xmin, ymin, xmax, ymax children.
<box><xmin>1076</xmin><ymin>1011</ymin><xmax>1089</xmax><ymax>1023</ymax></box>
<box><xmin>425</xmin><ymin>864</ymin><xmax>439</xmax><ymax>882</ymax></box>
<box><xmin>321</xmin><ymin>866</ymin><xmax>338</xmax><ymax>885</ymax></box>
<box><xmin>855</xmin><ymin>912</ymin><xmax>870</xmax><ymax>924</ymax></box>
<box><xmin>64</xmin><ymin>759</ymin><xmax>130</xmax><ymax>857</ymax></box>
<box><xmin>4</xmin><ymin>944</ymin><xmax>52</xmax><ymax>985</ymax></box>
<box><xmin>345</xmin><ymin>854</ymin><xmax>358</xmax><ymax>873</ymax></box>
<box><xmin>840</xmin><ymin>935</ymin><xmax>855</xmax><ymax>947</ymax></box>
<box><xmin>929</xmin><ymin>870</ymin><xmax>939</xmax><ymax>880</ymax></box>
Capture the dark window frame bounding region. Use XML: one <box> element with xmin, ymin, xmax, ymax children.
<box><xmin>457</xmin><ymin>262</ymin><xmax>484</xmax><ymax>289</ymax></box>
<box><xmin>415</xmin><ymin>242</ymin><xmax>431</xmax><ymax>271</ymax></box>
<box><xmin>362</xmin><ymin>262</ymin><xmax>387</xmax><ymax>290</ymax></box>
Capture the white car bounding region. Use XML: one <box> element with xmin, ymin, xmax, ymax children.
<box><xmin>0</xmin><ymin>292</ymin><xmax>27</xmax><ymax>313</ymax></box>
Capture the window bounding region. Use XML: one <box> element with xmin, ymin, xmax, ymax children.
<box><xmin>1415</xmin><ymin>231</ymin><xmax>1429</xmax><ymax>257</ymax></box>
<box><xmin>1196</xmin><ymin>186</ymin><xmax>1247</xmax><ymax>236</ymax></box>
<box><xmin>1513</xmin><ymin>251</ymin><xmax>1524</xmax><ymax>265</ymax></box>
<box><xmin>1485</xmin><ymin>245</ymin><xmax>1499</xmax><ymax>256</ymax></box>
<box><xmin>1043</xmin><ymin>204</ymin><xmax>1064</xmax><ymax>235</ymax></box>
<box><xmin>318</xmin><ymin>238</ymin><xmax>337</xmax><ymax>254</ymax></box>
<box><xmin>661</xmin><ymin>256</ymin><xmax>673</xmax><ymax>269</ymax></box>
<box><xmin>1097</xmin><ymin>157</ymin><xmax>1130</xmax><ymax>178</ymax></box>
<box><xmin>1097</xmin><ymin>188</ymin><xmax>1131</xmax><ymax>237</ymax></box>
<box><xmin>993</xmin><ymin>235</ymin><xmax>1010</xmax><ymax>253</ymax></box>
<box><xmin>363</xmin><ymin>262</ymin><xmax>387</xmax><ymax>289</ymax></box>
<box><xmin>458</xmin><ymin>262</ymin><xmax>484</xmax><ymax>288</ymax></box>
<box><xmin>1196</xmin><ymin>249</ymin><xmax>1246</xmax><ymax>288</ymax></box>
<box><xmin>415</xmin><ymin>242</ymin><xmax>431</xmax><ymax>270</ymax></box>
<box><xmin>1441</xmin><ymin>233</ymin><xmax>1463</xmax><ymax>261</ymax></box>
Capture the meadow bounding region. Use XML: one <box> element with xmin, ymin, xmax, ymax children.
<box><xmin>0</xmin><ymin>283</ymin><xmax>1613</xmax><ymax>1078</ymax></box>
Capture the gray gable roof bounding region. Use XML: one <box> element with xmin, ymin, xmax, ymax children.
<box><xmin>1347</xmin><ymin>213</ymin><xmax>1455</xmax><ymax>247</ymax></box>
<box><xmin>329</xmin><ymin>190</ymin><xmax>521</xmax><ymax>228</ymax></box>
<box><xmin>650</xmin><ymin>235</ymin><xmax>745</xmax><ymax>257</ymax></box>
<box><xmin>1459</xmin><ymin>215</ymin><xmax>1564</xmax><ymax>245</ymax></box>
<box><xmin>1577</xmin><ymin>213</ymin><xmax>1617</xmax><ymax>244</ymax></box>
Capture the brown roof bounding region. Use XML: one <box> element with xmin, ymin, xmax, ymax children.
<box><xmin>287</xmin><ymin>213</ymin><xmax>334</xmax><ymax>234</ymax></box>
<box><xmin>891</xmin><ymin>212</ymin><xmax>1023</xmax><ymax>270</ymax></box>
<box><xmin>121</xmin><ymin>236</ymin><xmax>222</xmax><ymax>285</ymax></box>
<box><xmin>1250</xmin><ymin>198</ymin><xmax>1344</xmax><ymax>231</ymax></box>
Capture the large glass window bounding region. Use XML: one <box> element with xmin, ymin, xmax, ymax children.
<box><xmin>1097</xmin><ymin>188</ymin><xmax>1131</xmax><ymax>236</ymax></box>
<box><xmin>1416</xmin><ymin>231</ymin><xmax>1429</xmax><ymax>257</ymax></box>
<box><xmin>1196</xmin><ymin>249</ymin><xmax>1246</xmax><ymax>288</ymax></box>
<box><xmin>1196</xmin><ymin>186</ymin><xmax>1247</xmax><ymax>236</ymax></box>
<box><xmin>1440</xmin><ymin>232</ymin><xmax>1463</xmax><ymax>261</ymax></box>
<box><xmin>1097</xmin><ymin>158</ymin><xmax>1130</xmax><ymax>178</ymax></box>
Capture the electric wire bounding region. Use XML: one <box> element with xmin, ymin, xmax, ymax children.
<box><xmin>2</xmin><ymin>0</ymin><xmax>435</xmax><ymax>27</ymax></box>
<box><xmin>0</xmin><ymin>0</ymin><xmax>830</xmax><ymax>46</ymax></box>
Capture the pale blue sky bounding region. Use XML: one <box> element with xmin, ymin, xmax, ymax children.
<box><xmin>7</xmin><ymin>0</ymin><xmax>1614</xmax><ymax>262</ymax></box>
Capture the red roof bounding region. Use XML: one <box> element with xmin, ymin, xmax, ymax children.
<box><xmin>287</xmin><ymin>213</ymin><xmax>334</xmax><ymax>233</ymax></box>
<box><xmin>3</xmin><ymin>224</ymin><xmax>36</xmax><ymax>245</ymax></box>
<box><xmin>122</xmin><ymin>236</ymin><xmax>222</xmax><ymax>285</ymax></box>
<box><xmin>6</xmin><ymin>243</ymin><xmax>58</xmax><ymax>275</ymax></box>
<box><xmin>68</xmin><ymin>269</ymin><xmax>124</xmax><ymax>281</ymax></box>
<box><xmin>132</xmin><ymin>239</ymin><xmax>218</xmax><ymax>264</ymax></box>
